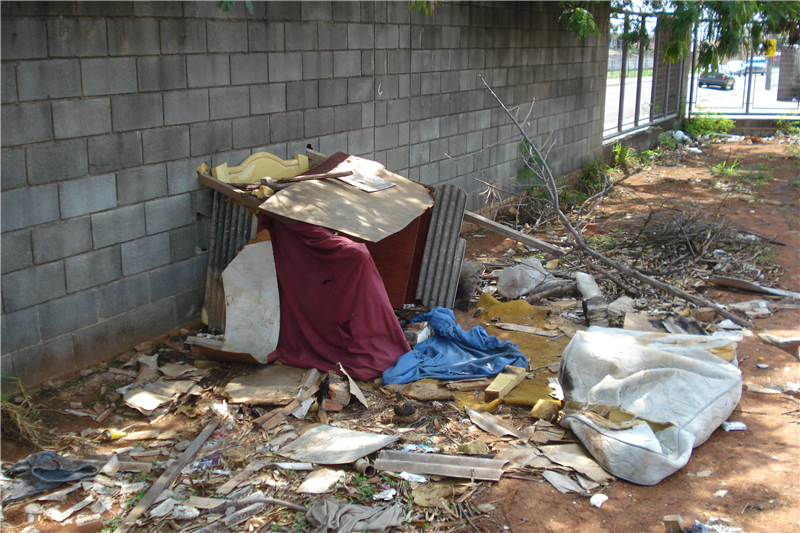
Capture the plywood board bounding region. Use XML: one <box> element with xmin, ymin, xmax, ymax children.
<box><xmin>223</xmin><ymin>365</ymin><xmax>308</xmax><ymax>405</ymax></box>
<box><xmin>260</xmin><ymin>157</ymin><xmax>433</xmax><ymax>243</ymax></box>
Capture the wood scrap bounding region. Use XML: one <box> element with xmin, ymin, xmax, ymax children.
<box><xmin>252</xmin><ymin>385</ymin><xmax>319</xmax><ymax>430</ymax></box>
<box><xmin>385</xmin><ymin>382</ymin><xmax>453</xmax><ymax>401</ymax></box>
<box><xmin>446</xmin><ymin>379</ymin><xmax>491</xmax><ymax>392</ymax></box>
<box><xmin>112</xmin><ymin>420</ymin><xmax>218</xmax><ymax>533</ymax></box>
<box><xmin>216</xmin><ymin>461</ymin><xmax>266</xmax><ymax>495</ymax></box>
<box><xmin>484</xmin><ymin>365</ymin><xmax>527</xmax><ymax>401</ymax></box>
<box><xmin>492</xmin><ymin>323</ymin><xmax>562</xmax><ymax>337</ymax></box>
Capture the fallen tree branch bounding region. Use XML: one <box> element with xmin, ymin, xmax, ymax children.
<box><xmin>479</xmin><ymin>75</ymin><xmax>752</xmax><ymax>329</ymax></box>
<box><xmin>582</xmin><ymin>259</ymin><xmax>639</xmax><ymax>297</ymax></box>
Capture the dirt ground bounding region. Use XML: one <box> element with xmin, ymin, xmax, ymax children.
<box><xmin>1</xmin><ymin>136</ymin><xmax>798</xmax><ymax>533</ymax></box>
<box><xmin>463</xmin><ymin>137</ymin><xmax>800</xmax><ymax>533</ymax></box>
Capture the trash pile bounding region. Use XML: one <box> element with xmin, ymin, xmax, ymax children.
<box><xmin>2</xmin><ymin>146</ymin><xmax>798</xmax><ymax>533</ymax></box>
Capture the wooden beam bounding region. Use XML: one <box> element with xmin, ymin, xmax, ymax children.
<box><xmin>463</xmin><ymin>211</ymin><xmax>566</xmax><ymax>256</ymax></box>
<box><xmin>484</xmin><ymin>365</ymin><xmax>527</xmax><ymax>401</ymax></box>
<box><xmin>197</xmin><ymin>171</ymin><xmax>263</xmax><ymax>210</ymax></box>
<box><xmin>113</xmin><ymin>420</ymin><xmax>218</xmax><ymax>533</ymax></box>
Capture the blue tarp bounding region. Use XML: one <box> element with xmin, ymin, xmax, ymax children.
<box><xmin>382</xmin><ymin>307</ymin><xmax>529</xmax><ymax>384</ymax></box>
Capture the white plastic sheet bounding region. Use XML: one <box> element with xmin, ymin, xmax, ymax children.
<box><xmin>559</xmin><ymin>327</ymin><xmax>742</xmax><ymax>485</ymax></box>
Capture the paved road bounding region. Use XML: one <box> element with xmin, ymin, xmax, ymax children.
<box><xmin>692</xmin><ymin>68</ymin><xmax>800</xmax><ymax>115</ymax></box>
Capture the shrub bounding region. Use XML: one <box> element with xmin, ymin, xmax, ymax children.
<box><xmin>684</xmin><ymin>110</ymin><xmax>735</xmax><ymax>139</ymax></box>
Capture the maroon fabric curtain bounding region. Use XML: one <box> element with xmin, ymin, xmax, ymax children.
<box><xmin>259</xmin><ymin>216</ymin><xmax>410</xmax><ymax>381</ymax></box>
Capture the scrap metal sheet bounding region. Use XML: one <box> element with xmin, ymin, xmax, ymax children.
<box><xmin>260</xmin><ymin>160</ymin><xmax>432</xmax><ymax>243</ymax></box>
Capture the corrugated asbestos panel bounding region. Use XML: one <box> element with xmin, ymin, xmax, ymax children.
<box><xmin>203</xmin><ymin>191</ymin><xmax>254</xmax><ymax>333</ymax></box>
<box><xmin>414</xmin><ymin>184</ymin><xmax>467</xmax><ymax>309</ymax></box>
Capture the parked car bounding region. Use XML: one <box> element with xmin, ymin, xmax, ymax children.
<box><xmin>745</xmin><ymin>57</ymin><xmax>768</xmax><ymax>75</ymax></box>
<box><xmin>726</xmin><ymin>60</ymin><xmax>745</xmax><ymax>76</ymax></box>
<box><xmin>698</xmin><ymin>67</ymin><xmax>735</xmax><ymax>90</ymax></box>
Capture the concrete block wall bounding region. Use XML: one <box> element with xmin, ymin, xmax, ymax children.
<box><xmin>1</xmin><ymin>1</ymin><xmax>610</xmax><ymax>389</ymax></box>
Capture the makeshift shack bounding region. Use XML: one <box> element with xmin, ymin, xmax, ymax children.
<box><xmin>190</xmin><ymin>150</ymin><xmax>468</xmax><ymax>381</ymax></box>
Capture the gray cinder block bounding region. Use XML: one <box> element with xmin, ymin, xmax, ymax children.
<box><xmin>1</xmin><ymin>147</ymin><xmax>26</xmax><ymax>190</ymax></box>
<box><xmin>250</xmin><ymin>84</ymin><xmax>286</xmax><ymax>115</ymax></box>
<box><xmin>125</xmin><ymin>298</ymin><xmax>177</xmax><ymax>345</ymax></box>
<box><xmin>97</xmin><ymin>273</ymin><xmax>149</xmax><ymax>318</ymax></box>
<box><xmin>268</xmin><ymin>52</ymin><xmax>303</xmax><ymax>82</ymax></box>
<box><xmin>48</xmin><ymin>18</ymin><xmax>107</xmax><ymax>57</ymax></box>
<box><xmin>59</xmin><ymin>173</ymin><xmax>117</xmax><ymax>218</ymax></box>
<box><xmin>111</xmin><ymin>93</ymin><xmax>163</xmax><ymax>132</ymax></box>
<box><xmin>26</xmin><ymin>139</ymin><xmax>88</xmax><ymax>185</ymax></box>
<box><xmin>108</xmin><ymin>18</ymin><xmax>161</xmax><ymax>56</ymax></box>
<box><xmin>1</xmin><ymin>102</ymin><xmax>53</xmax><ymax>147</ymax></box>
<box><xmin>187</xmin><ymin>54</ymin><xmax>231</xmax><ymax>88</ymax></box>
<box><xmin>164</xmin><ymin>89</ymin><xmax>209</xmax><ymax>125</ymax></box>
<box><xmin>72</xmin><ymin>315</ymin><xmax>130</xmax><ymax>368</ymax></box>
<box><xmin>166</xmin><ymin>157</ymin><xmax>204</xmax><ymax>195</ymax></box>
<box><xmin>12</xmin><ymin>336</ymin><xmax>75</xmax><ymax>388</ymax></box>
<box><xmin>286</xmin><ymin>80</ymin><xmax>318</xmax><ymax>111</ymax></box>
<box><xmin>209</xmin><ymin>86</ymin><xmax>250</xmax><ymax>120</ymax></box>
<box><xmin>17</xmin><ymin>59</ymin><xmax>81</xmax><ymax>101</ymax></box>
<box><xmin>2</xmin><ymin>262</ymin><xmax>66</xmax><ymax>313</ymax></box>
<box><xmin>231</xmin><ymin>53</ymin><xmax>269</xmax><ymax>85</ymax></box>
<box><xmin>232</xmin><ymin>115</ymin><xmax>270</xmax><ymax>149</ymax></box>
<box><xmin>145</xmin><ymin>193</ymin><xmax>192</xmax><ymax>235</ymax></box>
<box><xmin>2</xmin><ymin>18</ymin><xmax>48</xmax><ymax>60</ymax></box>
<box><xmin>1</xmin><ymin>229</ymin><xmax>33</xmax><ymax>274</ymax></box>
<box><xmin>116</xmin><ymin>163</ymin><xmax>168</xmax><ymax>205</ymax></box>
<box><xmin>31</xmin><ymin>217</ymin><xmax>93</xmax><ymax>264</ymax></box>
<box><xmin>53</xmin><ymin>98</ymin><xmax>112</xmax><ymax>139</ymax></box>
<box><xmin>160</xmin><ymin>19</ymin><xmax>206</xmax><ymax>54</ymax></box>
<box><xmin>268</xmin><ymin>111</ymin><xmax>303</xmax><ymax>143</ymax></box>
<box><xmin>121</xmin><ymin>233</ymin><xmax>170</xmax><ymax>275</ymax></box>
<box><xmin>65</xmin><ymin>246</ymin><xmax>122</xmax><ymax>292</ymax></box>
<box><xmin>91</xmin><ymin>204</ymin><xmax>146</xmax><ymax>248</ymax></box>
<box><xmin>1</xmin><ymin>184</ymin><xmax>60</xmax><ymax>232</ymax></box>
<box><xmin>82</xmin><ymin>57</ymin><xmax>137</xmax><ymax>96</ymax></box>
<box><xmin>1</xmin><ymin>62</ymin><xmax>17</xmax><ymax>104</ymax></box>
<box><xmin>142</xmin><ymin>126</ymin><xmax>190</xmax><ymax>164</ymax></box>
<box><xmin>137</xmin><ymin>56</ymin><xmax>187</xmax><ymax>92</ymax></box>
<box><xmin>207</xmin><ymin>20</ymin><xmax>248</xmax><ymax>52</ymax></box>
<box><xmin>190</xmin><ymin>121</ymin><xmax>232</xmax><ymax>156</ymax></box>
<box><xmin>1</xmin><ymin>307</ymin><xmax>40</xmax><ymax>355</ymax></box>
<box><xmin>38</xmin><ymin>289</ymin><xmax>97</xmax><ymax>339</ymax></box>
<box><xmin>88</xmin><ymin>131</ymin><xmax>142</xmax><ymax>173</ymax></box>
<box><xmin>148</xmin><ymin>257</ymin><xmax>203</xmax><ymax>301</ymax></box>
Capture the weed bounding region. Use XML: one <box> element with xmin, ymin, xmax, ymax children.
<box><xmin>758</xmin><ymin>245</ymin><xmax>777</xmax><ymax>263</ymax></box>
<box><xmin>712</xmin><ymin>159</ymin><xmax>740</xmax><ymax>175</ymax></box>
<box><xmin>612</xmin><ymin>141</ymin><xmax>636</xmax><ymax>168</ymax></box>
<box><xmin>684</xmin><ymin>109</ymin><xmax>735</xmax><ymax>139</ymax></box>
<box><xmin>658</xmin><ymin>130</ymin><xmax>680</xmax><ymax>150</ymax></box>
<box><xmin>100</xmin><ymin>518</ymin><xmax>122</xmax><ymax>533</ymax></box>
<box><xmin>776</xmin><ymin>118</ymin><xmax>800</xmax><ymax>136</ymax></box>
<box><xmin>638</xmin><ymin>149</ymin><xmax>660</xmax><ymax>164</ymax></box>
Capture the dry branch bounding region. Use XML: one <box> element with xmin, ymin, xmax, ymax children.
<box><xmin>479</xmin><ymin>75</ymin><xmax>752</xmax><ymax>329</ymax></box>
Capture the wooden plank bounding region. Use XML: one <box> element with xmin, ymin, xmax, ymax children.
<box><xmin>197</xmin><ymin>172</ymin><xmax>263</xmax><ymax>210</ymax></box>
<box><xmin>216</xmin><ymin>461</ymin><xmax>266</xmax><ymax>495</ymax></box>
<box><xmin>253</xmin><ymin>385</ymin><xmax>319</xmax><ymax>429</ymax></box>
<box><xmin>484</xmin><ymin>365</ymin><xmax>527</xmax><ymax>402</ymax></box>
<box><xmin>463</xmin><ymin>211</ymin><xmax>565</xmax><ymax>256</ymax></box>
<box><xmin>113</xmin><ymin>420</ymin><xmax>218</xmax><ymax>533</ymax></box>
